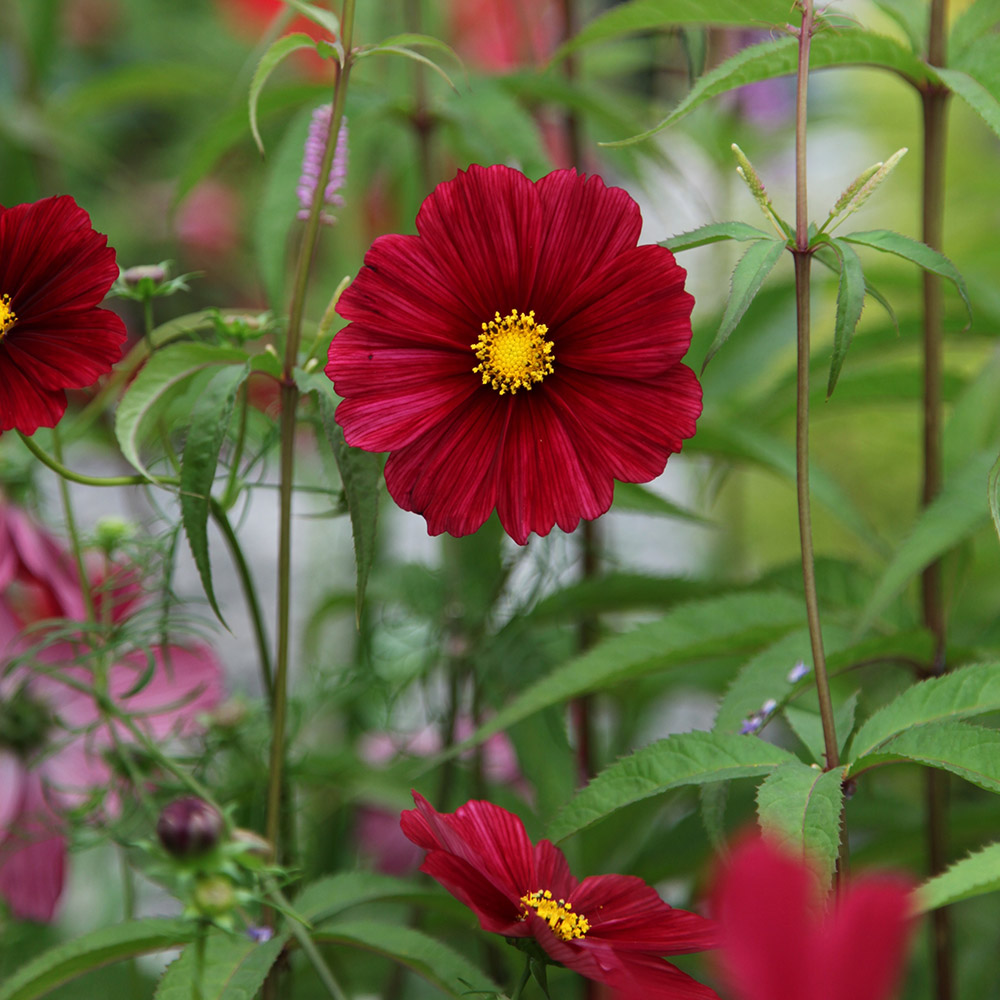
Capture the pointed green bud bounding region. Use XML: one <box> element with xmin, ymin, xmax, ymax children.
<box><xmin>831</xmin><ymin>162</ymin><xmax>882</xmax><ymax>216</ymax></box>
<box><xmin>824</xmin><ymin>148</ymin><xmax>908</xmax><ymax>232</ymax></box>
<box><xmin>731</xmin><ymin>144</ymin><xmax>790</xmax><ymax>238</ymax></box>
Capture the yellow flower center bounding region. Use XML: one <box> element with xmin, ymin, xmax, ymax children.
<box><xmin>471</xmin><ymin>309</ymin><xmax>554</xmax><ymax>395</ymax></box>
<box><xmin>520</xmin><ymin>889</ymin><xmax>590</xmax><ymax>941</ymax></box>
<box><xmin>0</xmin><ymin>294</ymin><xmax>16</xmax><ymax>342</ymax></box>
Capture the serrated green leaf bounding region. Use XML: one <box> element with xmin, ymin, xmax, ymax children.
<box><xmin>917</xmin><ymin>841</ymin><xmax>1000</xmax><ymax>912</ymax></box>
<box><xmin>850</xmin><ymin>721</ymin><xmax>1000</xmax><ymax>796</ymax></box>
<box><xmin>548</xmin><ymin>730</ymin><xmax>798</xmax><ymax>841</ymax></box>
<box><xmin>784</xmin><ymin>691</ymin><xmax>859</xmax><ymax>765</ymax></box>
<box><xmin>849</xmin><ymin>662</ymin><xmax>1000</xmax><ymax>760</ymax></box>
<box><xmin>871</xmin><ymin>0</ymin><xmax>925</xmax><ymax>51</ymax></box>
<box><xmin>355</xmin><ymin>45</ymin><xmax>459</xmax><ymax>91</ymax></box>
<box><xmin>0</xmin><ymin>919</ymin><xmax>195</xmax><ymax>1000</ymax></box>
<box><xmin>283</xmin><ymin>0</ymin><xmax>339</xmax><ymax>36</ymax></box>
<box><xmin>704</xmin><ymin>238</ymin><xmax>786</xmax><ymax>368</ymax></box>
<box><xmin>937</xmin><ymin>66</ymin><xmax>1000</xmax><ymax>142</ymax></box>
<box><xmin>604</xmin><ymin>29</ymin><xmax>936</xmax><ymax>146</ymax></box>
<box><xmin>313</xmin><ymin>921</ymin><xmax>499</xmax><ymax>998</ymax></box>
<box><xmin>857</xmin><ymin>451</ymin><xmax>995</xmax><ymax>632</ymax></box>
<box><xmin>611</xmin><ymin>481</ymin><xmax>711</xmax><ymax>522</ymax></box>
<box><xmin>298</xmin><ymin>369</ymin><xmax>380</xmax><ymax>619</ymax></box>
<box><xmin>180</xmin><ymin>363</ymin><xmax>250</xmax><ymax>626</ymax></box>
<box><xmin>826</xmin><ymin>237</ymin><xmax>866</xmax><ymax>396</ymax></box>
<box><xmin>950</xmin><ymin>2</ymin><xmax>1000</xmax><ymax>63</ymax></box>
<box><xmin>943</xmin><ymin>353</ymin><xmax>1000</xmax><ymax>477</ymax></box>
<box><xmin>756</xmin><ymin>761</ymin><xmax>844</xmax><ymax>887</ymax></box>
<box><xmin>249</xmin><ymin>33</ymin><xmax>319</xmax><ymax>155</ymax></box>
<box><xmin>699</xmin><ymin>781</ymin><xmax>729</xmax><ymax>850</ymax></box>
<box><xmin>990</xmin><ymin>451</ymin><xmax>1000</xmax><ymax>546</ymax></box>
<box><xmin>662</xmin><ymin>220</ymin><xmax>775</xmax><ymax>253</ymax></box>
<box><xmin>555</xmin><ymin>0</ymin><xmax>801</xmax><ymax>61</ymax></box>
<box><xmin>154</xmin><ymin>931</ymin><xmax>288</xmax><ymax>1000</ymax></box>
<box><xmin>115</xmin><ymin>342</ymin><xmax>247</xmax><ymax>481</ymax></box>
<box><xmin>463</xmin><ymin>591</ymin><xmax>804</xmax><ymax>751</ymax></box>
<box><xmin>841</xmin><ymin>229</ymin><xmax>971</xmax><ymax>323</ymax></box>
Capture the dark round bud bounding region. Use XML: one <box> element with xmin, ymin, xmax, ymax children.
<box><xmin>156</xmin><ymin>796</ymin><xmax>224</xmax><ymax>858</ymax></box>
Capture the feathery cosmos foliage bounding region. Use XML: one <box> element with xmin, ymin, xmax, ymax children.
<box><xmin>326</xmin><ymin>164</ymin><xmax>701</xmax><ymax>544</ymax></box>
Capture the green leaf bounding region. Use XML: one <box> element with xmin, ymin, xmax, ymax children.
<box><xmin>990</xmin><ymin>451</ymin><xmax>1000</xmax><ymax>546</ymax></box>
<box><xmin>548</xmin><ymin>730</ymin><xmax>799</xmax><ymax>841</ymax></box>
<box><xmin>784</xmin><ymin>691</ymin><xmax>859</xmax><ymax>765</ymax></box>
<box><xmin>0</xmin><ymin>919</ymin><xmax>195</xmax><ymax>1000</ymax></box>
<box><xmin>937</xmin><ymin>66</ymin><xmax>1000</xmax><ymax>142</ymax></box>
<box><xmin>611</xmin><ymin>481</ymin><xmax>711</xmax><ymax>523</ymax></box>
<box><xmin>704</xmin><ymin>238</ymin><xmax>786</xmax><ymax>368</ymax></box>
<box><xmin>857</xmin><ymin>451</ymin><xmax>996</xmax><ymax>632</ymax></box>
<box><xmin>950</xmin><ymin>0</ymin><xmax>1000</xmax><ymax>61</ymax></box>
<box><xmin>662</xmin><ymin>220</ymin><xmax>775</xmax><ymax>253</ymax></box>
<box><xmin>115</xmin><ymin>342</ymin><xmax>247</xmax><ymax>481</ymax></box>
<box><xmin>756</xmin><ymin>762</ymin><xmax>844</xmax><ymax>887</ymax></box>
<box><xmin>848</xmin><ymin>662</ymin><xmax>1000</xmax><ymax>760</ymax></box>
<box><xmin>840</xmin><ymin>230</ymin><xmax>971</xmax><ymax>323</ymax></box>
<box><xmin>604</xmin><ymin>29</ymin><xmax>936</xmax><ymax>146</ymax></box>
<box><xmin>355</xmin><ymin>45</ymin><xmax>459</xmax><ymax>92</ymax></box>
<box><xmin>826</xmin><ymin>238</ymin><xmax>867</xmax><ymax>396</ymax></box>
<box><xmin>155</xmin><ymin>931</ymin><xmax>288</xmax><ymax>1000</ymax></box>
<box><xmin>296</xmin><ymin>872</ymin><xmax>432</xmax><ymax>925</ymax></box>
<box><xmin>313</xmin><ymin>921</ymin><xmax>500</xmax><ymax>998</ymax></box>
<box><xmin>871</xmin><ymin>0</ymin><xmax>925</xmax><ymax>51</ymax></box>
<box><xmin>463</xmin><ymin>591</ymin><xmax>804</xmax><ymax>750</ymax></box>
<box><xmin>556</xmin><ymin>0</ymin><xmax>801</xmax><ymax>60</ymax></box>
<box><xmin>249</xmin><ymin>33</ymin><xmax>320</xmax><ymax>155</ymax></box>
<box><xmin>917</xmin><ymin>841</ymin><xmax>1000</xmax><ymax>912</ymax></box>
<box><xmin>850</xmin><ymin>721</ymin><xmax>1000</xmax><ymax>795</ymax></box>
<box><xmin>180</xmin><ymin>364</ymin><xmax>250</xmax><ymax>625</ymax></box>
<box><xmin>283</xmin><ymin>0</ymin><xmax>339</xmax><ymax>37</ymax></box>
<box><xmin>299</xmin><ymin>369</ymin><xmax>381</xmax><ymax>619</ymax></box>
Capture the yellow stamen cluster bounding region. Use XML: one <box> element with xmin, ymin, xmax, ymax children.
<box><xmin>520</xmin><ymin>889</ymin><xmax>590</xmax><ymax>941</ymax></box>
<box><xmin>471</xmin><ymin>309</ymin><xmax>554</xmax><ymax>395</ymax></box>
<box><xmin>0</xmin><ymin>294</ymin><xmax>16</xmax><ymax>342</ymax></box>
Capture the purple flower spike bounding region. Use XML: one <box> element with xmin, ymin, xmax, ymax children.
<box><xmin>787</xmin><ymin>661</ymin><xmax>810</xmax><ymax>684</ymax></box>
<box><xmin>297</xmin><ymin>105</ymin><xmax>348</xmax><ymax>225</ymax></box>
<box><xmin>740</xmin><ymin>712</ymin><xmax>765</xmax><ymax>736</ymax></box>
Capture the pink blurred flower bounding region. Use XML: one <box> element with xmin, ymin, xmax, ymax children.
<box><xmin>174</xmin><ymin>180</ymin><xmax>242</xmax><ymax>261</ymax></box>
<box><xmin>450</xmin><ymin>0</ymin><xmax>560</xmax><ymax>72</ymax></box>
<box><xmin>712</xmin><ymin>836</ymin><xmax>916</xmax><ymax>1000</ymax></box>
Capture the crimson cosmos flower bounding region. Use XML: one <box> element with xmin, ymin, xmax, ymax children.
<box><xmin>0</xmin><ymin>196</ymin><xmax>126</xmax><ymax>435</ymax></box>
<box><xmin>400</xmin><ymin>792</ymin><xmax>720</xmax><ymax>999</ymax></box>
<box><xmin>326</xmin><ymin>165</ymin><xmax>701</xmax><ymax>545</ymax></box>
<box><xmin>712</xmin><ymin>837</ymin><xmax>916</xmax><ymax>1000</ymax></box>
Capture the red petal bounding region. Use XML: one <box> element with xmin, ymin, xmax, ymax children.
<box><xmin>572</xmin><ymin>874</ymin><xmax>719</xmax><ymax>953</ymax></box>
<box><xmin>0</xmin><ymin>353</ymin><xmax>67</xmax><ymax>433</ymax></box>
<box><xmin>383</xmin><ymin>393</ymin><xmax>509</xmax><ymax>537</ymax></box>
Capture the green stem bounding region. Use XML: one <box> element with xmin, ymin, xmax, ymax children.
<box><xmin>511</xmin><ymin>958</ymin><xmax>532</xmax><ymax>1000</ymax></box>
<box><xmin>17</xmin><ymin>431</ymin><xmax>170</xmax><ymax>487</ymax></box>
<box><xmin>921</xmin><ymin>3</ymin><xmax>952</xmax><ymax>997</ymax></box>
<box><xmin>791</xmin><ymin>1</ymin><xmax>844</xmax><ymax>879</ymax></box>
<box><xmin>50</xmin><ymin>429</ymin><xmax>97</xmax><ymax>624</ymax></box>
<box><xmin>265</xmin><ymin>0</ymin><xmax>356</xmax><ymax>872</ymax></box>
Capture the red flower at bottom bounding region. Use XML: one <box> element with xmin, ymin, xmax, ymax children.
<box><xmin>400</xmin><ymin>792</ymin><xmax>719</xmax><ymax>999</ymax></box>
<box><xmin>712</xmin><ymin>837</ymin><xmax>916</xmax><ymax>1000</ymax></box>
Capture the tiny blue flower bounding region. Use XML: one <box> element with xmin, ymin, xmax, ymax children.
<box><xmin>786</xmin><ymin>661</ymin><xmax>810</xmax><ymax>684</ymax></box>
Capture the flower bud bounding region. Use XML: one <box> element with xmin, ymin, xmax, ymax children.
<box><xmin>193</xmin><ymin>874</ymin><xmax>237</xmax><ymax>917</ymax></box>
<box><xmin>156</xmin><ymin>796</ymin><xmax>224</xmax><ymax>858</ymax></box>
<box><xmin>121</xmin><ymin>263</ymin><xmax>167</xmax><ymax>286</ymax></box>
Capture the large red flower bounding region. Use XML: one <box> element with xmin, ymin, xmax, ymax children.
<box><xmin>712</xmin><ymin>836</ymin><xmax>916</xmax><ymax>1000</ymax></box>
<box><xmin>326</xmin><ymin>165</ymin><xmax>701</xmax><ymax>545</ymax></box>
<box><xmin>400</xmin><ymin>792</ymin><xmax>719</xmax><ymax>999</ymax></box>
<box><xmin>0</xmin><ymin>196</ymin><xmax>126</xmax><ymax>435</ymax></box>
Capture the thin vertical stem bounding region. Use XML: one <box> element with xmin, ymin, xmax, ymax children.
<box><xmin>921</xmin><ymin>3</ymin><xmax>951</xmax><ymax>997</ymax></box>
<box><xmin>265</xmin><ymin>0</ymin><xmax>356</xmax><ymax>866</ymax></box>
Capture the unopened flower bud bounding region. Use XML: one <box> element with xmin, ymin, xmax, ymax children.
<box><xmin>157</xmin><ymin>796</ymin><xmax>224</xmax><ymax>858</ymax></box>
<box><xmin>94</xmin><ymin>516</ymin><xmax>136</xmax><ymax>556</ymax></box>
<box><xmin>121</xmin><ymin>263</ymin><xmax>167</xmax><ymax>286</ymax></box>
<box><xmin>193</xmin><ymin>874</ymin><xmax>236</xmax><ymax>917</ymax></box>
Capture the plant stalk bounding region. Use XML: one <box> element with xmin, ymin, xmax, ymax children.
<box><xmin>921</xmin><ymin>2</ymin><xmax>952</xmax><ymax>997</ymax></box>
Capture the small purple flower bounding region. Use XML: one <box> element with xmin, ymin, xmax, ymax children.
<box><xmin>297</xmin><ymin>105</ymin><xmax>348</xmax><ymax>225</ymax></box>
<box><xmin>246</xmin><ymin>925</ymin><xmax>274</xmax><ymax>943</ymax></box>
<box><xmin>787</xmin><ymin>661</ymin><xmax>810</xmax><ymax>684</ymax></box>
<box><xmin>740</xmin><ymin>698</ymin><xmax>779</xmax><ymax>736</ymax></box>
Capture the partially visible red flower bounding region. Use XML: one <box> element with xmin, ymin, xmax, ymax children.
<box><xmin>400</xmin><ymin>792</ymin><xmax>719</xmax><ymax>999</ymax></box>
<box><xmin>450</xmin><ymin>0</ymin><xmax>560</xmax><ymax>72</ymax></box>
<box><xmin>712</xmin><ymin>836</ymin><xmax>916</xmax><ymax>1000</ymax></box>
<box><xmin>0</xmin><ymin>196</ymin><xmax>126</xmax><ymax>435</ymax></box>
<box><xmin>326</xmin><ymin>165</ymin><xmax>701</xmax><ymax>544</ymax></box>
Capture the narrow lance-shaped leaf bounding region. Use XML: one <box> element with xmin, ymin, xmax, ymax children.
<box><xmin>704</xmin><ymin>237</ymin><xmax>786</xmax><ymax>369</ymax></box>
<box><xmin>354</xmin><ymin>45</ymin><xmax>459</xmax><ymax>92</ymax></box>
<box><xmin>826</xmin><ymin>237</ymin><xmax>866</xmax><ymax>396</ymax></box>
<box><xmin>857</xmin><ymin>451</ymin><xmax>996</xmax><ymax>633</ymax></box>
<box><xmin>848</xmin><ymin>661</ymin><xmax>1000</xmax><ymax>760</ymax></box>
<box><xmin>283</xmin><ymin>0</ymin><xmax>339</xmax><ymax>36</ymax></box>
<box><xmin>840</xmin><ymin>229</ymin><xmax>972</xmax><ymax>324</ymax></box>
<box><xmin>756</xmin><ymin>762</ymin><xmax>844</xmax><ymax>888</ymax></box>
<box><xmin>155</xmin><ymin>931</ymin><xmax>289</xmax><ymax>1000</ymax></box>
<box><xmin>990</xmin><ymin>450</ymin><xmax>1000</xmax><ymax>546</ymax></box>
<box><xmin>548</xmin><ymin>731</ymin><xmax>798</xmax><ymax>841</ymax></box>
<box><xmin>949</xmin><ymin>0</ymin><xmax>1000</xmax><ymax>61</ymax></box>
<box><xmin>0</xmin><ymin>919</ymin><xmax>196</xmax><ymax>1000</ymax></box>
<box><xmin>179</xmin><ymin>363</ymin><xmax>250</xmax><ymax>626</ymax></box>
<box><xmin>938</xmin><ymin>66</ymin><xmax>1000</xmax><ymax>145</ymax></box>
<box><xmin>249</xmin><ymin>33</ymin><xmax>321</xmax><ymax>155</ymax></box>
<box><xmin>917</xmin><ymin>841</ymin><xmax>1000</xmax><ymax>913</ymax></box>
<box><xmin>662</xmin><ymin>220</ymin><xmax>775</xmax><ymax>253</ymax></box>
